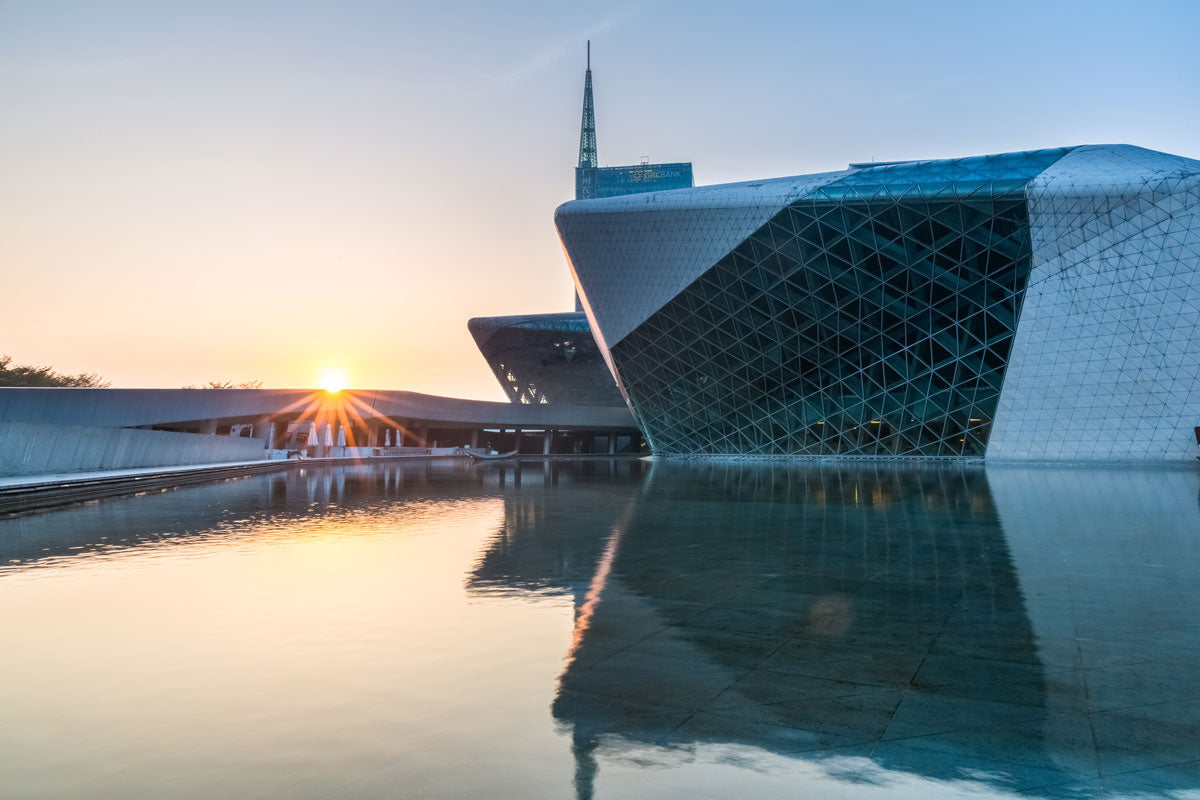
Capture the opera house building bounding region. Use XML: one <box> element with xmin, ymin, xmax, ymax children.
<box><xmin>467</xmin><ymin>312</ymin><xmax>625</xmax><ymax>407</ymax></box>
<box><xmin>556</xmin><ymin>145</ymin><xmax>1200</xmax><ymax>462</ymax></box>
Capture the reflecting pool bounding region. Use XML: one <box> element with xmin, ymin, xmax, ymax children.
<box><xmin>2</xmin><ymin>459</ymin><xmax>1199</xmax><ymax>799</ymax></box>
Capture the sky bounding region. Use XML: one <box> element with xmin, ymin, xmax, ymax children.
<box><xmin>1</xmin><ymin>0</ymin><xmax>1197</xmax><ymax>400</ymax></box>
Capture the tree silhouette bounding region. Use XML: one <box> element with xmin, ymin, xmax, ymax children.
<box><xmin>181</xmin><ymin>380</ymin><xmax>264</xmax><ymax>389</ymax></box>
<box><xmin>0</xmin><ymin>355</ymin><xmax>110</xmax><ymax>387</ymax></box>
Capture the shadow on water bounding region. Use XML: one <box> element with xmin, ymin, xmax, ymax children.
<box><xmin>468</xmin><ymin>460</ymin><xmax>1200</xmax><ymax>799</ymax></box>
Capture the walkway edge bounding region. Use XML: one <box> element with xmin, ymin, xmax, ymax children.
<box><xmin>0</xmin><ymin>460</ymin><xmax>300</xmax><ymax>516</ymax></box>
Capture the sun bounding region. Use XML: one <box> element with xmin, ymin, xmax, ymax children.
<box><xmin>318</xmin><ymin>367</ymin><xmax>348</xmax><ymax>393</ymax></box>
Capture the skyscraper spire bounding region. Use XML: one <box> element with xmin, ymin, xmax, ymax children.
<box><xmin>577</xmin><ymin>41</ymin><xmax>597</xmax><ymax>169</ymax></box>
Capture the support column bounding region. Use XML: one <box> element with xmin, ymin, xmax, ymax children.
<box><xmin>366</xmin><ymin>420</ymin><xmax>381</xmax><ymax>447</ymax></box>
<box><xmin>469</xmin><ymin>429</ymin><xmax>479</xmax><ymax>449</ymax></box>
<box><xmin>607</xmin><ymin>433</ymin><xmax>616</xmax><ymax>454</ymax></box>
<box><xmin>261</xmin><ymin>423</ymin><xmax>276</xmax><ymax>449</ymax></box>
<box><xmin>513</xmin><ymin>427</ymin><xmax>522</xmax><ymax>454</ymax></box>
<box><xmin>253</xmin><ymin>415</ymin><xmax>272</xmax><ymax>449</ymax></box>
<box><xmin>199</xmin><ymin>419</ymin><xmax>218</xmax><ymax>435</ymax></box>
<box><xmin>542</xmin><ymin>429</ymin><xmax>553</xmax><ymax>455</ymax></box>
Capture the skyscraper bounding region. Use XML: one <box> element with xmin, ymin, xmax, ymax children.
<box><xmin>470</xmin><ymin>45</ymin><xmax>693</xmax><ymax>407</ymax></box>
<box><xmin>572</xmin><ymin>43</ymin><xmax>692</xmax><ymax>205</ymax></box>
<box><xmin>577</xmin><ymin>41</ymin><xmax>597</xmax><ymax>171</ymax></box>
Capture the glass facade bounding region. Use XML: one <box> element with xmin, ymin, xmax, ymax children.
<box><xmin>576</xmin><ymin>162</ymin><xmax>694</xmax><ymax>200</ymax></box>
<box><xmin>468</xmin><ymin>312</ymin><xmax>626</xmax><ymax>406</ymax></box>
<box><xmin>609</xmin><ymin>149</ymin><xmax>1072</xmax><ymax>457</ymax></box>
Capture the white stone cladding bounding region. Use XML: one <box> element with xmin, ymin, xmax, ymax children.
<box><xmin>555</xmin><ymin>170</ymin><xmax>850</xmax><ymax>351</ymax></box>
<box><xmin>989</xmin><ymin>145</ymin><xmax>1200</xmax><ymax>462</ymax></box>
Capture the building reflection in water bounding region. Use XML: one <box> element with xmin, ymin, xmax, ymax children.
<box><xmin>470</xmin><ymin>461</ymin><xmax>1200</xmax><ymax>799</ymax></box>
<box><xmin>4</xmin><ymin>458</ymin><xmax>1199</xmax><ymax>798</ymax></box>
<box><xmin>0</xmin><ymin>458</ymin><xmax>646</xmax><ymax>574</ymax></box>
<box><xmin>0</xmin><ymin>460</ymin><xmax>498</xmax><ymax>569</ymax></box>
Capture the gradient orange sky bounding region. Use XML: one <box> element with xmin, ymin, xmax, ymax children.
<box><xmin>3</xmin><ymin>1</ymin><xmax>1197</xmax><ymax>400</ymax></box>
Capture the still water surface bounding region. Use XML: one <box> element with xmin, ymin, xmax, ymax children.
<box><xmin>2</xmin><ymin>459</ymin><xmax>1199</xmax><ymax>799</ymax></box>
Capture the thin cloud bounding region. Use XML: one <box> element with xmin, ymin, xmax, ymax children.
<box><xmin>494</xmin><ymin>2</ymin><xmax>657</xmax><ymax>84</ymax></box>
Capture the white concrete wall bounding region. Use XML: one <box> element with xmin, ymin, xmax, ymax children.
<box><xmin>0</xmin><ymin>421</ymin><xmax>268</xmax><ymax>477</ymax></box>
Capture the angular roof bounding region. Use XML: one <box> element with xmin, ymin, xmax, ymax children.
<box><xmin>556</xmin><ymin>170</ymin><xmax>852</xmax><ymax>347</ymax></box>
<box><xmin>555</xmin><ymin>145</ymin><xmax>1200</xmax><ymax>349</ymax></box>
<box><xmin>466</xmin><ymin>312</ymin><xmax>592</xmax><ymax>348</ymax></box>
